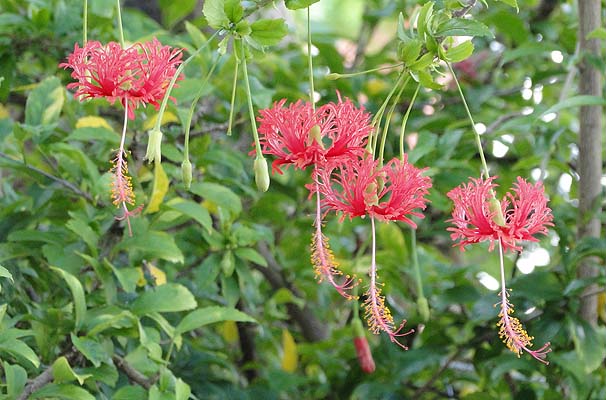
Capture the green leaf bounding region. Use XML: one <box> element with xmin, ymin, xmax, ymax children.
<box><xmin>65</xmin><ymin>216</ymin><xmax>98</xmax><ymax>257</ymax></box>
<box><xmin>190</xmin><ymin>182</ymin><xmax>242</xmax><ymax>217</ymax></box>
<box><xmin>70</xmin><ymin>334</ymin><xmax>109</xmax><ymax>368</ymax></box>
<box><xmin>587</xmin><ymin>27</ymin><xmax>606</xmax><ymax>40</ymax></box>
<box><xmin>570</xmin><ymin>320</ymin><xmax>606</xmax><ymax>373</ymax></box>
<box><xmin>159</xmin><ymin>0</ymin><xmax>196</xmax><ymax>28</ymax></box>
<box><xmin>538</xmin><ymin>95</ymin><xmax>606</xmax><ymax>119</ymax></box>
<box><xmin>203</xmin><ymin>0</ymin><xmax>229</xmax><ymax>29</ymax></box>
<box><xmin>0</xmin><ymin>264</ymin><xmax>14</xmax><ymax>283</ymax></box>
<box><xmin>496</xmin><ymin>0</ymin><xmax>518</xmax><ymax>9</ymax></box>
<box><xmin>399</xmin><ymin>39</ymin><xmax>423</xmax><ymax>65</ymax></box>
<box><xmin>25</xmin><ymin>76</ymin><xmax>64</xmax><ymax>126</ymax></box>
<box><xmin>30</xmin><ymin>383</ymin><xmax>95</xmax><ymax>400</ymax></box>
<box><xmin>250</xmin><ymin>19</ymin><xmax>288</xmax><ymax>46</ymax></box>
<box><xmin>284</xmin><ymin>0</ymin><xmax>320</xmax><ymax>10</ymax></box>
<box><xmin>176</xmin><ymin>306</ymin><xmax>257</xmax><ymax>335</ymax></box>
<box><xmin>185</xmin><ymin>21</ymin><xmax>207</xmax><ymax>48</ymax></box>
<box><xmin>117</xmin><ymin>230</ymin><xmax>184</xmax><ymax>264</ymax></box>
<box><xmin>176</xmin><ymin>378</ymin><xmax>191</xmax><ymax>400</ymax></box>
<box><xmin>224</xmin><ymin>0</ymin><xmax>244</xmax><ymax>24</ymax></box>
<box><xmin>3</xmin><ymin>361</ymin><xmax>27</xmax><ymax>398</ymax></box>
<box><xmin>434</xmin><ymin>18</ymin><xmax>494</xmax><ymax>38</ymax></box>
<box><xmin>52</xmin><ymin>356</ymin><xmax>92</xmax><ymax>385</ymax></box>
<box><xmin>0</xmin><ymin>331</ymin><xmax>40</xmax><ymax>368</ymax></box>
<box><xmin>113</xmin><ymin>385</ymin><xmax>147</xmax><ymax>400</ymax></box>
<box><xmin>131</xmin><ymin>283</ymin><xmax>197</xmax><ymax>316</ymax></box>
<box><xmin>443</xmin><ymin>41</ymin><xmax>474</xmax><ymax>63</ymax></box>
<box><xmin>166</xmin><ymin>199</ymin><xmax>212</xmax><ymax>233</ymax></box>
<box><xmin>234</xmin><ymin>247</ymin><xmax>267</xmax><ymax>267</ymax></box>
<box><xmin>51</xmin><ymin>267</ymin><xmax>86</xmax><ymax>330</ymax></box>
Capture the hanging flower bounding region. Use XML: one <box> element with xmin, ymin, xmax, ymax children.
<box><xmin>446</xmin><ymin>176</ymin><xmax>553</xmax><ymax>252</ymax></box>
<box><xmin>256</xmin><ymin>95</ymin><xmax>372</xmax><ymax>173</ymax></box>
<box><xmin>315</xmin><ymin>155</ymin><xmax>432</xmax><ymax>226</ymax></box>
<box><xmin>60</xmin><ymin>38</ymin><xmax>183</xmax><ymax>119</ymax></box>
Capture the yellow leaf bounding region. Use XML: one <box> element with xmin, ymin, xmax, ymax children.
<box><xmin>598</xmin><ymin>292</ymin><xmax>606</xmax><ymax>323</ymax></box>
<box><xmin>137</xmin><ymin>263</ymin><xmax>167</xmax><ymax>286</ymax></box>
<box><xmin>143</xmin><ymin>111</ymin><xmax>179</xmax><ymax>131</ymax></box>
<box><xmin>201</xmin><ymin>199</ymin><xmax>218</xmax><ymax>215</ymax></box>
<box><xmin>145</xmin><ymin>162</ymin><xmax>170</xmax><ymax>213</ymax></box>
<box><xmin>0</xmin><ymin>104</ymin><xmax>9</xmax><ymax>119</ymax></box>
<box><xmin>76</xmin><ymin>116</ymin><xmax>113</xmax><ymax>130</ymax></box>
<box><xmin>280</xmin><ymin>328</ymin><xmax>298</xmax><ymax>373</ymax></box>
<box><xmin>220</xmin><ymin>320</ymin><xmax>240</xmax><ymax>344</ymax></box>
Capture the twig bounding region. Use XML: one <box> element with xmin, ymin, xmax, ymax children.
<box><xmin>17</xmin><ymin>368</ymin><xmax>54</xmax><ymax>400</ymax></box>
<box><xmin>255</xmin><ymin>241</ymin><xmax>329</xmax><ymax>342</ymax></box>
<box><xmin>453</xmin><ymin>0</ymin><xmax>478</xmax><ymax>18</ymax></box>
<box><xmin>412</xmin><ymin>348</ymin><xmax>465</xmax><ymax>398</ymax></box>
<box><xmin>0</xmin><ymin>151</ymin><xmax>94</xmax><ymax>203</ymax></box>
<box><xmin>112</xmin><ymin>355</ymin><xmax>157</xmax><ymax>390</ymax></box>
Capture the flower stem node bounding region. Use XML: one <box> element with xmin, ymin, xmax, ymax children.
<box><xmin>181</xmin><ymin>159</ymin><xmax>193</xmax><ymax>189</ymax></box>
<box><xmin>417</xmin><ymin>296</ymin><xmax>430</xmax><ymax>322</ymax></box>
<box><xmin>488</xmin><ymin>197</ymin><xmax>506</xmax><ymax>227</ymax></box>
<box><xmin>253</xmin><ymin>156</ymin><xmax>270</xmax><ymax>192</ymax></box>
<box><xmin>145</xmin><ymin>128</ymin><xmax>163</xmax><ymax>163</ymax></box>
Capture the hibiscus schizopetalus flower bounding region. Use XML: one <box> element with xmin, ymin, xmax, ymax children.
<box><xmin>60</xmin><ymin>38</ymin><xmax>183</xmax><ymax>119</ymax></box>
<box><xmin>446</xmin><ymin>176</ymin><xmax>553</xmax><ymax>252</ymax></box>
<box><xmin>447</xmin><ymin>176</ymin><xmax>553</xmax><ymax>363</ymax></box>
<box><xmin>257</xmin><ymin>94</ymin><xmax>372</xmax><ymax>173</ymax></box>
<box><xmin>315</xmin><ymin>155</ymin><xmax>432</xmax><ymax>225</ymax></box>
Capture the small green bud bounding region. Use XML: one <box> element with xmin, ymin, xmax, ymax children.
<box><xmin>417</xmin><ymin>296</ymin><xmax>430</xmax><ymax>322</ymax></box>
<box><xmin>352</xmin><ymin>317</ymin><xmax>365</xmax><ymax>338</ymax></box>
<box><xmin>181</xmin><ymin>159</ymin><xmax>193</xmax><ymax>189</ymax></box>
<box><xmin>326</xmin><ymin>73</ymin><xmax>341</xmax><ymax>80</ymax></box>
<box><xmin>221</xmin><ymin>250</ymin><xmax>235</xmax><ymax>277</ymax></box>
<box><xmin>253</xmin><ymin>156</ymin><xmax>270</xmax><ymax>192</ymax></box>
<box><xmin>488</xmin><ymin>197</ymin><xmax>506</xmax><ymax>227</ymax></box>
<box><xmin>145</xmin><ymin>128</ymin><xmax>163</xmax><ymax>163</ymax></box>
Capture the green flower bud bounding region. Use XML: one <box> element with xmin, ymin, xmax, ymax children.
<box><xmin>417</xmin><ymin>296</ymin><xmax>430</xmax><ymax>322</ymax></box>
<box><xmin>326</xmin><ymin>73</ymin><xmax>341</xmax><ymax>80</ymax></box>
<box><xmin>145</xmin><ymin>128</ymin><xmax>163</xmax><ymax>163</ymax></box>
<box><xmin>253</xmin><ymin>156</ymin><xmax>270</xmax><ymax>192</ymax></box>
<box><xmin>308</xmin><ymin>125</ymin><xmax>324</xmax><ymax>148</ymax></box>
<box><xmin>181</xmin><ymin>159</ymin><xmax>193</xmax><ymax>189</ymax></box>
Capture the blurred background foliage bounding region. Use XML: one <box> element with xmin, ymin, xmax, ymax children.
<box><xmin>0</xmin><ymin>0</ymin><xmax>605</xmax><ymax>399</ymax></box>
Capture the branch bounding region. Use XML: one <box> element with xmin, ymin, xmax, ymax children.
<box><xmin>453</xmin><ymin>0</ymin><xmax>478</xmax><ymax>18</ymax></box>
<box><xmin>255</xmin><ymin>241</ymin><xmax>329</xmax><ymax>342</ymax></box>
<box><xmin>112</xmin><ymin>355</ymin><xmax>157</xmax><ymax>390</ymax></box>
<box><xmin>17</xmin><ymin>368</ymin><xmax>54</xmax><ymax>400</ymax></box>
<box><xmin>0</xmin><ymin>151</ymin><xmax>95</xmax><ymax>203</ymax></box>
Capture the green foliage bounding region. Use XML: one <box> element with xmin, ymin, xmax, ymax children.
<box><xmin>0</xmin><ymin>0</ymin><xmax>604</xmax><ymax>398</ymax></box>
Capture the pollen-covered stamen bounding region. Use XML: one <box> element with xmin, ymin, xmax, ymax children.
<box><xmin>363</xmin><ymin>217</ymin><xmax>413</xmax><ymax>349</ymax></box>
<box><xmin>496</xmin><ymin>239</ymin><xmax>551</xmax><ymax>364</ymax></box>
<box><xmin>310</xmin><ymin>185</ymin><xmax>359</xmax><ymax>299</ymax></box>
<box><xmin>110</xmin><ymin>101</ymin><xmax>142</xmax><ymax>236</ymax></box>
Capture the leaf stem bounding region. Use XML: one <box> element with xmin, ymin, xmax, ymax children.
<box><xmin>400</xmin><ymin>83</ymin><xmax>420</xmax><ymax>160</ymax></box>
<box><xmin>240</xmin><ymin>40</ymin><xmax>263</xmax><ymax>158</ymax></box>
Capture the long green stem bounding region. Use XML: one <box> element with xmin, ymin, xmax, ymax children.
<box><xmin>240</xmin><ymin>40</ymin><xmax>263</xmax><ymax>158</ymax></box>
<box><xmin>307</xmin><ymin>7</ymin><xmax>315</xmax><ymax>110</ymax></box>
<box><xmin>115</xmin><ymin>0</ymin><xmax>125</xmax><ymax>47</ymax></box>
<box><xmin>327</xmin><ymin>63</ymin><xmax>405</xmax><ymax>80</ymax></box>
<box><xmin>399</xmin><ymin>83</ymin><xmax>420</xmax><ymax>160</ymax></box>
<box><xmin>378</xmin><ymin>75</ymin><xmax>409</xmax><ymax>166</ymax></box>
<box><xmin>227</xmin><ymin>52</ymin><xmax>240</xmax><ymax>136</ymax></box>
<box><xmin>448</xmin><ymin>62</ymin><xmax>490</xmax><ymax>178</ymax></box>
<box><xmin>368</xmin><ymin>72</ymin><xmax>406</xmax><ymax>156</ymax></box>
<box><xmin>83</xmin><ymin>0</ymin><xmax>88</xmax><ymax>45</ymax></box>
<box><xmin>183</xmin><ymin>55</ymin><xmax>223</xmax><ymax>159</ymax></box>
<box><xmin>152</xmin><ymin>31</ymin><xmax>219</xmax><ymax>134</ymax></box>
<box><xmin>410</xmin><ymin>229</ymin><xmax>424</xmax><ymax>300</ymax></box>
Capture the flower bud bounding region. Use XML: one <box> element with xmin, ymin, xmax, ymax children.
<box><xmin>326</xmin><ymin>73</ymin><xmax>341</xmax><ymax>80</ymax></box>
<box><xmin>253</xmin><ymin>156</ymin><xmax>270</xmax><ymax>192</ymax></box>
<box><xmin>417</xmin><ymin>296</ymin><xmax>430</xmax><ymax>322</ymax></box>
<box><xmin>181</xmin><ymin>159</ymin><xmax>193</xmax><ymax>189</ymax></box>
<box><xmin>352</xmin><ymin>318</ymin><xmax>375</xmax><ymax>374</ymax></box>
<box><xmin>145</xmin><ymin>128</ymin><xmax>163</xmax><ymax>163</ymax></box>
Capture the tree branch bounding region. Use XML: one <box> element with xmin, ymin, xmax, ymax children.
<box><xmin>112</xmin><ymin>355</ymin><xmax>157</xmax><ymax>390</ymax></box>
<box><xmin>17</xmin><ymin>368</ymin><xmax>54</xmax><ymax>400</ymax></box>
<box><xmin>0</xmin><ymin>151</ymin><xmax>95</xmax><ymax>203</ymax></box>
<box><xmin>254</xmin><ymin>241</ymin><xmax>329</xmax><ymax>342</ymax></box>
